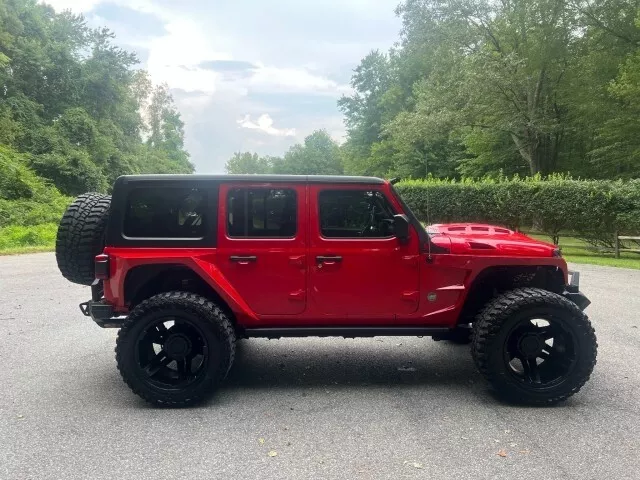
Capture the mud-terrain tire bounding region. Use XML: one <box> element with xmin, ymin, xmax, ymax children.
<box><xmin>115</xmin><ymin>292</ymin><xmax>236</xmax><ymax>407</ymax></box>
<box><xmin>55</xmin><ymin>193</ymin><xmax>111</xmax><ymax>285</ymax></box>
<box><xmin>472</xmin><ymin>288</ymin><xmax>597</xmax><ymax>405</ymax></box>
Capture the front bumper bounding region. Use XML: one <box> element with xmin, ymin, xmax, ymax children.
<box><xmin>563</xmin><ymin>270</ymin><xmax>590</xmax><ymax>310</ymax></box>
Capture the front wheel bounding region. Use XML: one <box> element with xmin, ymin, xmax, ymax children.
<box><xmin>472</xmin><ymin>288</ymin><xmax>597</xmax><ymax>405</ymax></box>
<box><xmin>115</xmin><ymin>292</ymin><xmax>236</xmax><ymax>407</ymax></box>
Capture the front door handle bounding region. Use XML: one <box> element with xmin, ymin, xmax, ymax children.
<box><xmin>230</xmin><ymin>255</ymin><xmax>257</xmax><ymax>263</ymax></box>
<box><xmin>316</xmin><ymin>255</ymin><xmax>342</xmax><ymax>263</ymax></box>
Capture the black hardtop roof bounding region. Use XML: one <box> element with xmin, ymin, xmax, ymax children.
<box><xmin>117</xmin><ymin>174</ymin><xmax>386</xmax><ymax>185</ymax></box>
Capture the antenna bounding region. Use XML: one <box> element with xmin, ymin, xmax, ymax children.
<box><xmin>425</xmin><ymin>153</ymin><xmax>432</xmax><ymax>261</ymax></box>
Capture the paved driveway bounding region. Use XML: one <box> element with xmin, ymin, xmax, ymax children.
<box><xmin>1</xmin><ymin>254</ymin><xmax>638</xmax><ymax>479</ymax></box>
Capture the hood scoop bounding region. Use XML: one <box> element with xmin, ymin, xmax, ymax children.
<box><xmin>435</xmin><ymin>224</ymin><xmax>513</xmax><ymax>236</ymax></box>
<box><xmin>467</xmin><ymin>241</ymin><xmax>496</xmax><ymax>250</ymax></box>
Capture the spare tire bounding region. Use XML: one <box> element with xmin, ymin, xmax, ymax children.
<box><xmin>56</xmin><ymin>193</ymin><xmax>111</xmax><ymax>286</ymax></box>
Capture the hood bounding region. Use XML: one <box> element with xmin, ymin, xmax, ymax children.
<box><xmin>427</xmin><ymin>223</ymin><xmax>559</xmax><ymax>257</ymax></box>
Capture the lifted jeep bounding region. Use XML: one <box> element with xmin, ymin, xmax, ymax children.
<box><xmin>56</xmin><ymin>175</ymin><xmax>597</xmax><ymax>406</ymax></box>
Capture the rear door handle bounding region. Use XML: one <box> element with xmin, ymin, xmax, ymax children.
<box><xmin>230</xmin><ymin>255</ymin><xmax>257</xmax><ymax>263</ymax></box>
<box><xmin>316</xmin><ymin>255</ymin><xmax>342</xmax><ymax>263</ymax></box>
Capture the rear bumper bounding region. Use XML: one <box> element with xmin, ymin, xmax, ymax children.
<box><xmin>563</xmin><ymin>270</ymin><xmax>590</xmax><ymax>310</ymax></box>
<box><xmin>79</xmin><ymin>282</ymin><xmax>125</xmax><ymax>328</ymax></box>
<box><xmin>79</xmin><ymin>300</ymin><xmax>125</xmax><ymax>327</ymax></box>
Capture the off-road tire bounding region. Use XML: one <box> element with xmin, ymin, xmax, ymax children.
<box><xmin>115</xmin><ymin>292</ymin><xmax>236</xmax><ymax>407</ymax></box>
<box><xmin>56</xmin><ymin>193</ymin><xmax>111</xmax><ymax>285</ymax></box>
<box><xmin>471</xmin><ymin>288</ymin><xmax>597</xmax><ymax>405</ymax></box>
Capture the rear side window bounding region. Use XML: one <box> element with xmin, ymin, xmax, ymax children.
<box><xmin>227</xmin><ymin>188</ymin><xmax>297</xmax><ymax>238</ymax></box>
<box><xmin>319</xmin><ymin>189</ymin><xmax>396</xmax><ymax>238</ymax></box>
<box><xmin>124</xmin><ymin>188</ymin><xmax>207</xmax><ymax>238</ymax></box>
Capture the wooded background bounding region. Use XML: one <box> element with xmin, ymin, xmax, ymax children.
<box><xmin>227</xmin><ymin>0</ymin><xmax>640</xmax><ymax>180</ymax></box>
<box><xmin>2</xmin><ymin>0</ymin><xmax>640</xmax><ymax>252</ymax></box>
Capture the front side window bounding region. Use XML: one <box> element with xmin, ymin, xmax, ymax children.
<box><xmin>124</xmin><ymin>188</ymin><xmax>206</xmax><ymax>238</ymax></box>
<box><xmin>227</xmin><ymin>188</ymin><xmax>297</xmax><ymax>238</ymax></box>
<box><xmin>319</xmin><ymin>190</ymin><xmax>395</xmax><ymax>238</ymax></box>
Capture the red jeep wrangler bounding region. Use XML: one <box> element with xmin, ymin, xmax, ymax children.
<box><xmin>55</xmin><ymin>175</ymin><xmax>597</xmax><ymax>406</ymax></box>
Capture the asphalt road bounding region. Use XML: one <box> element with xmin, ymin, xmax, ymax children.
<box><xmin>1</xmin><ymin>253</ymin><xmax>639</xmax><ymax>480</ymax></box>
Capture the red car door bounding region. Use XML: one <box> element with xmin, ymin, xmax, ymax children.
<box><xmin>308</xmin><ymin>184</ymin><xmax>420</xmax><ymax>318</ymax></box>
<box><xmin>216</xmin><ymin>183</ymin><xmax>307</xmax><ymax>315</ymax></box>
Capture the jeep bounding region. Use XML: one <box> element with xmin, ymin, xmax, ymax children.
<box><xmin>55</xmin><ymin>175</ymin><xmax>597</xmax><ymax>406</ymax></box>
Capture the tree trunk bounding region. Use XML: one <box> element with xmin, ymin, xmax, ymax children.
<box><xmin>511</xmin><ymin>133</ymin><xmax>538</xmax><ymax>175</ymax></box>
<box><xmin>511</xmin><ymin>130</ymin><xmax>559</xmax><ymax>176</ymax></box>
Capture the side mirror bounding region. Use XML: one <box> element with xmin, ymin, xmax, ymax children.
<box><xmin>393</xmin><ymin>214</ymin><xmax>410</xmax><ymax>243</ymax></box>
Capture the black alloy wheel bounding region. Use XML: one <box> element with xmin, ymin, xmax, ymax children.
<box><xmin>472</xmin><ymin>288</ymin><xmax>597</xmax><ymax>405</ymax></box>
<box><xmin>135</xmin><ymin>317</ymin><xmax>209</xmax><ymax>391</ymax></box>
<box><xmin>116</xmin><ymin>292</ymin><xmax>235</xmax><ymax>407</ymax></box>
<box><xmin>503</xmin><ymin>316</ymin><xmax>576</xmax><ymax>388</ymax></box>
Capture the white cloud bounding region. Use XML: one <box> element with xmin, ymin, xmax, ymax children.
<box><xmin>248</xmin><ymin>64</ymin><xmax>351</xmax><ymax>96</ymax></box>
<box><xmin>40</xmin><ymin>0</ymin><xmax>401</xmax><ymax>172</ymax></box>
<box><xmin>238</xmin><ymin>114</ymin><xmax>296</xmax><ymax>137</ymax></box>
<box><xmin>42</xmin><ymin>0</ymin><xmax>170</xmax><ymax>16</ymax></box>
<box><xmin>145</xmin><ymin>21</ymin><xmax>225</xmax><ymax>93</ymax></box>
<box><xmin>41</xmin><ymin>0</ymin><xmax>104</xmax><ymax>11</ymax></box>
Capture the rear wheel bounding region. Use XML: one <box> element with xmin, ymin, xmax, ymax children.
<box><xmin>115</xmin><ymin>292</ymin><xmax>236</xmax><ymax>407</ymax></box>
<box><xmin>472</xmin><ymin>288</ymin><xmax>597</xmax><ymax>405</ymax></box>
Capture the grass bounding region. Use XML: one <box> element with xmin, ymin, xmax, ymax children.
<box><xmin>528</xmin><ymin>233</ymin><xmax>640</xmax><ymax>270</ymax></box>
<box><xmin>0</xmin><ymin>245</ymin><xmax>56</xmax><ymax>255</ymax></box>
<box><xmin>0</xmin><ymin>223</ymin><xmax>57</xmax><ymax>255</ymax></box>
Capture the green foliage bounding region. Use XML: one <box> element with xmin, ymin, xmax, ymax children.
<box><xmin>0</xmin><ymin>223</ymin><xmax>58</xmax><ymax>251</ymax></box>
<box><xmin>0</xmin><ymin>0</ymin><xmax>192</xmax><ymax>203</ymax></box>
<box><xmin>0</xmin><ymin>145</ymin><xmax>37</xmax><ymax>200</ymax></box>
<box><xmin>273</xmin><ymin>130</ymin><xmax>343</xmax><ymax>175</ymax></box>
<box><xmin>395</xmin><ymin>177</ymin><xmax>640</xmax><ymax>246</ymax></box>
<box><xmin>340</xmin><ymin>0</ymin><xmax>640</xmax><ymax>180</ymax></box>
<box><xmin>0</xmin><ymin>145</ymin><xmax>71</xmax><ymax>228</ymax></box>
<box><xmin>225</xmin><ymin>130</ymin><xmax>344</xmax><ymax>175</ymax></box>
<box><xmin>225</xmin><ymin>152</ymin><xmax>273</xmax><ymax>174</ymax></box>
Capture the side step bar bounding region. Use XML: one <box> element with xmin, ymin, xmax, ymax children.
<box><xmin>244</xmin><ymin>327</ymin><xmax>450</xmax><ymax>339</ymax></box>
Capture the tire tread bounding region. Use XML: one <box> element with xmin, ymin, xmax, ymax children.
<box><xmin>471</xmin><ymin>287</ymin><xmax>597</xmax><ymax>405</ymax></box>
<box><xmin>115</xmin><ymin>291</ymin><xmax>236</xmax><ymax>407</ymax></box>
<box><xmin>55</xmin><ymin>193</ymin><xmax>111</xmax><ymax>285</ymax></box>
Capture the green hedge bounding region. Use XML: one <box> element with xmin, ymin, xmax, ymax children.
<box><xmin>395</xmin><ymin>176</ymin><xmax>640</xmax><ymax>246</ymax></box>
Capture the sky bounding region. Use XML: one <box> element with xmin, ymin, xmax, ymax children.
<box><xmin>42</xmin><ymin>0</ymin><xmax>402</xmax><ymax>173</ymax></box>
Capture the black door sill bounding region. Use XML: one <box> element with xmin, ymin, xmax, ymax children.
<box><xmin>243</xmin><ymin>326</ymin><xmax>450</xmax><ymax>339</ymax></box>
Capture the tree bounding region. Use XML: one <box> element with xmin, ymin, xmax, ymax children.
<box><xmin>339</xmin><ymin>0</ymin><xmax>640</xmax><ymax>180</ymax></box>
<box><xmin>338</xmin><ymin>51</ymin><xmax>394</xmax><ymax>161</ymax></box>
<box><xmin>273</xmin><ymin>130</ymin><xmax>344</xmax><ymax>175</ymax></box>
<box><xmin>589</xmin><ymin>39</ymin><xmax>640</xmax><ymax>177</ymax></box>
<box><xmin>225</xmin><ymin>152</ymin><xmax>273</xmax><ymax>174</ymax></box>
<box><xmin>224</xmin><ymin>130</ymin><xmax>345</xmax><ymax>176</ymax></box>
<box><xmin>0</xmin><ymin>0</ymin><xmax>193</xmax><ymax>197</ymax></box>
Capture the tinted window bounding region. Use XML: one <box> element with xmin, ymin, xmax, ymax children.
<box><xmin>227</xmin><ymin>188</ymin><xmax>297</xmax><ymax>238</ymax></box>
<box><xmin>319</xmin><ymin>190</ymin><xmax>395</xmax><ymax>238</ymax></box>
<box><xmin>124</xmin><ymin>188</ymin><xmax>206</xmax><ymax>238</ymax></box>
